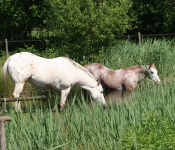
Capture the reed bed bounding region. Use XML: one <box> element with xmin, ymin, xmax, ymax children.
<box><xmin>4</xmin><ymin>82</ymin><xmax>175</xmax><ymax>149</ymax></box>
<box><xmin>1</xmin><ymin>39</ymin><xmax>175</xmax><ymax>149</ymax></box>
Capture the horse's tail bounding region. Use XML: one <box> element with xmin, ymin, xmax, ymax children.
<box><xmin>2</xmin><ymin>57</ymin><xmax>11</xmax><ymax>97</ymax></box>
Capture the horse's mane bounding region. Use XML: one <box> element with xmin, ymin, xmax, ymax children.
<box><xmin>65</xmin><ymin>58</ymin><xmax>95</xmax><ymax>79</ymax></box>
<box><xmin>124</xmin><ymin>64</ymin><xmax>156</xmax><ymax>71</ymax></box>
<box><xmin>124</xmin><ymin>65</ymin><xmax>141</xmax><ymax>70</ymax></box>
<box><xmin>146</xmin><ymin>64</ymin><xmax>156</xmax><ymax>69</ymax></box>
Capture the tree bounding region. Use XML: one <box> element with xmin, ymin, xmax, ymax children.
<box><xmin>0</xmin><ymin>0</ymin><xmax>134</xmax><ymax>63</ymax></box>
<box><xmin>45</xmin><ymin>0</ymin><xmax>134</xmax><ymax>62</ymax></box>
<box><xmin>0</xmin><ymin>0</ymin><xmax>51</xmax><ymax>40</ymax></box>
<box><xmin>128</xmin><ymin>0</ymin><xmax>175</xmax><ymax>34</ymax></box>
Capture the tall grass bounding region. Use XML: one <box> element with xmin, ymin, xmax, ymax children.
<box><xmin>104</xmin><ymin>39</ymin><xmax>175</xmax><ymax>77</ymax></box>
<box><xmin>4</xmin><ymin>82</ymin><xmax>175</xmax><ymax>149</ymax></box>
<box><xmin>1</xmin><ymin>39</ymin><xmax>175</xmax><ymax>149</ymax></box>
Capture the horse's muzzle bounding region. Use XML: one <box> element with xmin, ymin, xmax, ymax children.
<box><xmin>103</xmin><ymin>104</ymin><xmax>107</xmax><ymax>109</ymax></box>
<box><xmin>156</xmin><ymin>81</ymin><xmax>160</xmax><ymax>85</ymax></box>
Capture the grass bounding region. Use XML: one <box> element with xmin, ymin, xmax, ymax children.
<box><xmin>104</xmin><ymin>39</ymin><xmax>175</xmax><ymax>77</ymax></box>
<box><xmin>4</xmin><ymin>81</ymin><xmax>175</xmax><ymax>149</ymax></box>
<box><xmin>0</xmin><ymin>39</ymin><xmax>175</xmax><ymax>149</ymax></box>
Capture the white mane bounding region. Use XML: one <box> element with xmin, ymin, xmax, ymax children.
<box><xmin>66</xmin><ymin>57</ymin><xmax>95</xmax><ymax>79</ymax></box>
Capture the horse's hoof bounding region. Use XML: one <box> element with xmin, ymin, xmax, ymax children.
<box><xmin>59</xmin><ymin>108</ymin><xmax>64</xmax><ymax>112</ymax></box>
<box><xmin>58</xmin><ymin>105</ymin><xmax>64</xmax><ymax>112</ymax></box>
<box><xmin>52</xmin><ymin>108</ymin><xmax>56</xmax><ymax>112</ymax></box>
<box><xmin>52</xmin><ymin>105</ymin><xmax>64</xmax><ymax>112</ymax></box>
<box><xmin>52</xmin><ymin>108</ymin><xmax>64</xmax><ymax>112</ymax></box>
<box><xmin>103</xmin><ymin>105</ymin><xmax>107</xmax><ymax>109</ymax></box>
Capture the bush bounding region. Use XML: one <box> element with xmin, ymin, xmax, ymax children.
<box><xmin>45</xmin><ymin>0</ymin><xmax>133</xmax><ymax>63</ymax></box>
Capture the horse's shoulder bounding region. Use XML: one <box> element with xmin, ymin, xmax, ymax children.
<box><xmin>122</xmin><ymin>65</ymin><xmax>140</xmax><ymax>72</ymax></box>
<box><xmin>84</xmin><ymin>63</ymin><xmax>103</xmax><ymax>71</ymax></box>
<box><xmin>106</xmin><ymin>68</ymin><xmax>115</xmax><ymax>73</ymax></box>
<box><xmin>91</xmin><ymin>63</ymin><xmax>104</xmax><ymax>68</ymax></box>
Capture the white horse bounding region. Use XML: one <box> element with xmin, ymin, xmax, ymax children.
<box><xmin>2</xmin><ymin>52</ymin><xmax>106</xmax><ymax>111</ymax></box>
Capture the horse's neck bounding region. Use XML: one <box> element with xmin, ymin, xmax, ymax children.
<box><xmin>138</xmin><ymin>66</ymin><xmax>147</xmax><ymax>82</ymax></box>
<box><xmin>76</xmin><ymin>66</ymin><xmax>98</xmax><ymax>88</ymax></box>
<box><xmin>124</xmin><ymin>66</ymin><xmax>146</xmax><ymax>82</ymax></box>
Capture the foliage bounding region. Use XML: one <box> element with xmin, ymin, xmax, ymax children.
<box><xmin>0</xmin><ymin>0</ymin><xmax>51</xmax><ymax>40</ymax></box>
<box><xmin>0</xmin><ymin>53</ymin><xmax>7</xmax><ymax>97</ymax></box>
<box><xmin>44</xmin><ymin>0</ymin><xmax>133</xmax><ymax>63</ymax></box>
<box><xmin>129</xmin><ymin>0</ymin><xmax>175</xmax><ymax>34</ymax></box>
<box><xmin>0</xmin><ymin>0</ymin><xmax>134</xmax><ymax>63</ymax></box>
<box><xmin>1</xmin><ymin>0</ymin><xmax>175</xmax><ymax>63</ymax></box>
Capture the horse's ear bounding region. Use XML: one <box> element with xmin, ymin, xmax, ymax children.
<box><xmin>149</xmin><ymin>63</ymin><xmax>154</xmax><ymax>68</ymax></box>
<box><xmin>97</xmin><ymin>78</ymin><xmax>101</xmax><ymax>86</ymax></box>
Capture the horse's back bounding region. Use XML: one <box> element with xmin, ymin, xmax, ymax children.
<box><xmin>84</xmin><ymin>63</ymin><xmax>105</xmax><ymax>80</ymax></box>
<box><xmin>6</xmin><ymin>52</ymin><xmax>37</xmax><ymax>81</ymax></box>
<box><xmin>6</xmin><ymin>52</ymin><xmax>96</xmax><ymax>89</ymax></box>
<box><xmin>7</xmin><ymin>52</ymin><xmax>72</xmax><ymax>74</ymax></box>
<box><xmin>84</xmin><ymin>63</ymin><xmax>126</xmax><ymax>90</ymax></box>
<box><xmin>6</xmin><ymin>52</ymin><xmax>57</xmax><ymax>84</ymax></box>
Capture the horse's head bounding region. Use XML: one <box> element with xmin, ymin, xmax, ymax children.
<box><xmin>90</xmin><ymin>80</ymin><xmax>106</xmax><ymax>107</ymax></box>
<box><xmin>81</xmin><ymin>79</ymin><xmax>106</xmax><ymax>108</ymax></box>
<box><xmin>145</xmin><ymin>63</ymin><xmax>160</xmax><ymax>85</ymax></box>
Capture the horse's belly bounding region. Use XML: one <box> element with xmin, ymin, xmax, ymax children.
<box><xmin>105</xmin><ymin>86</ymin><xmax>122</xmax><ymax>91</ymax></box>
<box><xmin>29</xmin><ymin>75</ymin><xmax>72</xmax><ymax>90</ymax></box>
<box><xmin>28</xmin><ymin>78</ymin><xmax>55</xmax><ymax>89</ymax></box>
<box><xmin>101</xmin><ymin>80</ymin><xmax>122</xmax><ymax>90</ymax></box>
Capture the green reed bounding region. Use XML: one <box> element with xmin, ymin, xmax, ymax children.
<box><xmin>1</xmin><ymin>39</ymin><xmax>175</xmax><ymax>149</ymax></box>
<box><xmin>4</xmin><ymin>81</ymin><xmax>175</xmax><ymax>149</ymax></box>
<box><xmin>105</xmin><ymin>39</ymin><xmax>175</xmax><ymax>77</ymax></box>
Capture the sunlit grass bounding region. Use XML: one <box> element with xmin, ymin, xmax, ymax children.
<box><xmin>105</xmin><ymin>39</ymin><xmax>175</xmax><ymax>77</ymax></box>
<box><xmin>3</xmin><ymin>81</ymin><xmax>175</xmax><ymax>149</ymax></box>
<box><xmin>1</xmin><ymin>39</ymin><xmax>175</xmax><ymax>149</ymax></box>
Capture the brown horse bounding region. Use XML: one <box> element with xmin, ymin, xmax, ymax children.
<box><xmin>84</xmin><ymin>63</ymin><xmax>160</xmax><ymax>101</ymax></box>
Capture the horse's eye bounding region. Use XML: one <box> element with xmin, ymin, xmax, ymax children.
<box><xmin>151</xmin><ymin>71</ymin><xmax>154</xmax><ymax>74</ymax></box>
<box><xmin>101</xmin><ymin>91</ymin><xmax>103</xmax><ymax>94</ymax></box>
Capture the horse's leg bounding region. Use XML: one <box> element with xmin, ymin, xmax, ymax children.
<box><xmin>105</xmin><ymin>90</ymin><xmax>123</xmax><ymax>103</ymax></box>
<box><xmin>52</xmin><ymin>87</ymin><xmax>71</xmax><ymax>112</ymax></box>
<box><xmin>81</xmin><ymin>89</ymin><xmax>90</xmax><ymax>103</ymax></box>
<box><xmin>12</xmin><ymin>82</ymin><xmax>25</xmax><ymax>111</ymax></box>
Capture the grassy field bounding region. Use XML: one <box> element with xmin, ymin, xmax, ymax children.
<box><xmin>1</xmin><ymin>39</ymin><xmax>175</xmax><ymax>149</ymax></box>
